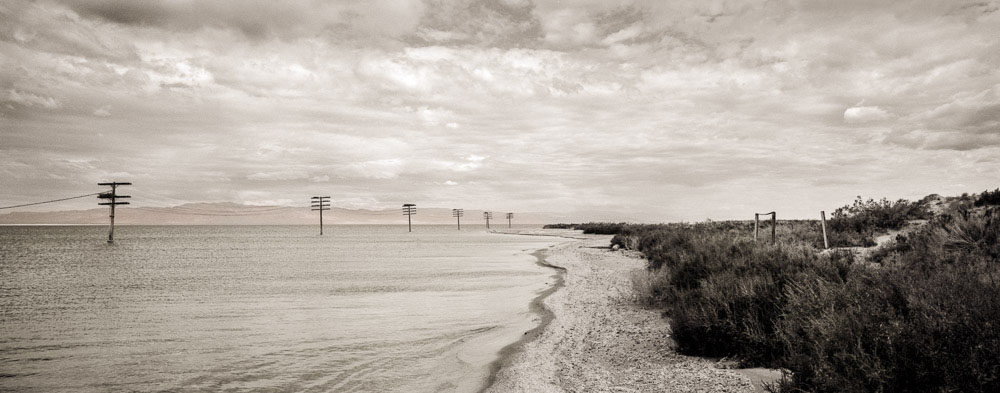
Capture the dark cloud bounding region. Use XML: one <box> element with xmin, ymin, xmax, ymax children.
<box><xmin>410</xmin><ymin>0</ymin><xmax>542</xmax><ymax>47</ymax></box>
<box><xmin>57</xmin><ymin>0</ymin><xmax>425</xmax><ymax>41</ymax></box>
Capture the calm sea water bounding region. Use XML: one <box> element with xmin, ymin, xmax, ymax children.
<box><xmin>0</xmin><ymin>225</ymin><xmax>562</xmax><ymax>392</ymax></box>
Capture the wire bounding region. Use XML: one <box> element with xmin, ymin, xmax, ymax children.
<box><xmin>0</xmin><ymin>192</ymin><xmax>107</xmax><ymax>210</ymax></box>
<box><xmin>132</xmin><ymin>206</ymin><xmax>301</xmax><ymax>216</ymax></box>
<box><xmin>148</xmin><ymin>206</ymin><xmax>293</xmax><ymax>214</ymax></box>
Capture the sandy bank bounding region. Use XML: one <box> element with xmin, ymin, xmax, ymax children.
<box><xmin>484</xmin><ymin>232</ymin><xmax>770</xmax><ymax>393</ymax></box>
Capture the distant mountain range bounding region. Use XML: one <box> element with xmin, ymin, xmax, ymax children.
<box><xmin>0</xmin><ymin>202</ymin><xmax>633</xmax><ymax>225</ymax></box>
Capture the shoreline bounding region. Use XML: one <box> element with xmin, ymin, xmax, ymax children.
<box><xmin>481</xmin><ymin>230</ymin><xmax>773</xmax><ymax>393</ymax></box>
<box><xmin>477</xmin><ymin>247</ymin><xmax>567</xmax><ymax>393</ymax></box>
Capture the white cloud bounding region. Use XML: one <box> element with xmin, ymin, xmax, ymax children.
<box><xmin>93</xmin><ymin>105</ymin><xmax>111</xmax><ymax>117</ymax></box>
<box><xmin>246</xmin><ymin>170</ymin><xmax>310</xmax><ymax>181</ymax></box>
<box><xmin>5</xmin><ymin>89</ymin><xmax>61</xmax><ymax>109</ymax></box>
<box><xmin>844</xmin><ymin>106</ymin><xmax>891</xmax><ymax>123</ymax></box>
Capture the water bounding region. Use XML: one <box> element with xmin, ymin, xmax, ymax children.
<box><xmin>0</xmin><ymin>225</ymin><xmax>562</xmax><ymax>392</ymax></box>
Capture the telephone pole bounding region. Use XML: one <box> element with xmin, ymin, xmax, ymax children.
<box><xmin>97</xmin><ymin>182</ymin><xmax>131</xmax><ymax>243</ymax></box>
<box><xmin>403</xmin><ymin>204</ymin><xmax>416</xmax><ymax>232</ymax></box>
<box><xmin>506</xmin><ymin>212</ymin><xmax>513</xmax><ymax>228</ymax></box>
<box><xmin>311</xmin><ymin>196</ymin><xmax>330</xmax><ymax>235</ymax></box>
<box><xmin>452</xmin><ymin>208</ymin><xmax>464</xmax><ymax>230</ymax></box>
<box><xmin>483</xmin><ymin>211</ymin><xmax>493</xmax><ymax>229</ymax></box>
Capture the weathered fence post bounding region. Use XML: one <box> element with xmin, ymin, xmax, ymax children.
<box><xmin>771</xmin><ymin>212</ymin><xmax>776</xmax><ymax>245</ymax></box>
<box><xmin>754</xmin><ymin>213</ymin><xmax>760</xmax><ymax>242</ymax></box>
<box><xmin>820</xmin><ymin>210</ymin><xmax>829</xmax><ymax>249</ymax></box>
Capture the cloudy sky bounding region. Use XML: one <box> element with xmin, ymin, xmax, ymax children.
<box><xmin>2</xmin><ymin>0</ymin><xmax>998</xmax><ymax>221</ymax></box>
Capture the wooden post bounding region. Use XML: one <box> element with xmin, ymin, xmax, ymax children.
<box><xmin>771</xmin><ymin>212</ymin><xmax>776</xmax><ymax>245</ymax></box>
<box><xmin>754</xmin><ymin>213</ymin><xmax>759</xmax><ymax>242</ymax></box>
<box><xmin>820</xmin><ymin>210</ymin><xmax>829</xmax><ymax>249</ymax></box>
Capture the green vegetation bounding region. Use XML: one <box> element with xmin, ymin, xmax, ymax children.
<box><xmin>586</xmin><ymin>193</ymin><xmax>1000</xmax><ymax>392</ymax></box>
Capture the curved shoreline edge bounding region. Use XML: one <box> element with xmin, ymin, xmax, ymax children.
<box><xmin>476</xmin><ymin>246</ymin><xmax>568</xmax><ymax>393</ymax></box>
<box><xmin>478</xmin><ymin>230</ymin><xmax>773</xmax><ymax>393</ymax></box>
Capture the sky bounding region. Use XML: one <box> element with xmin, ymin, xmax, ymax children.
<box><xmin>1</xmin><ymin>0</ymin><xmax>999</xmax><ymax>222</ymax></box>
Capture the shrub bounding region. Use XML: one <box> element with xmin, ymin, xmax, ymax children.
<box><xmin>573</xmin><ymin>222</ymin><xmax>631</xmax><ymax>234</ymax></box>
<box><xmin>828</xmin><ymin>196</ymin><xmax>930</xmax><ymax>247</ymax></box>
<box><xmin>622</xmin><ymin>222</ymin><xmax>850</xmax><ymax>366</ymax></box>
<box><xmin>975</xmin><ymin>188</ymin><xmax>1000</xmax><ymax>207</ymax></box>
<box><xmin>778</xmin><ymin>206</ymin><xmax>1000</xmax><ymax>392</ymax></box>
<box><xmin>617</xmin><ymin>198</ymin><xmax>1000</xmax><ymax>392</ymax></box>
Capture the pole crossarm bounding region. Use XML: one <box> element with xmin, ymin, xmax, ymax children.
<box><xmin>403</xmin><ymin>204</ymin><xmax>416</xmax><ymax>232</ymax></box>
<box><xmin>98</xmin><ymin>181</ymin><xmax>130</xmax><ymax>243</ymax></box>
<box><xmin>311</xmin><ymin>196</ymin><xmax>331</xmax><ymax>235</ymax></box>
<box><xmin>453</xmin><ymin>208</ymin><xmax>463</xmax><ymax>230</ymax></box>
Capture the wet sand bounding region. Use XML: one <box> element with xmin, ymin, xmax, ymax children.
<box><xmin>484</xmin><ymin>231</ymin><xmax>771</xmax><ymax>393</ymax></box>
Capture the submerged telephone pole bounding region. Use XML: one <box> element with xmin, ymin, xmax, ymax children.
<box><xmin>483</xmin><ymin>211</ymin><xmax>493</xmax><ymax>229</ymax></box>
<box><xmin>452</xmin><ymin>208</ymin><xmax>464</xmax><ymax>230</ymax></box>
<box><xmin>98</xmin><ymin>182</ymin><xmax>131</xmax><ymax>243</ymax></box>
<box><xmin>311</xmin><ymin>196</ymin><xmax>330</xmax><ymax>235</ymax></box>
<box><xmin>403</xmin><ymin>204</ymin><xmax>416</xmax><ymax>232</ymax></box>
<box><xmin>506</xmin><ymin>212</ymin><xmax>513</xmax><ymax>228</ymax></box>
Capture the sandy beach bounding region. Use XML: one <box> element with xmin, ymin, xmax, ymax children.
<box><xmin>484</xmin><ymin>231</ymin><xmax>773</xmax><ymax>393</ymax></box>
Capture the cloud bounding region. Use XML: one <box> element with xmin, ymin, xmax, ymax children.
<box><xmin>93</xmin><ymin>105</ymin><xmax>111</xmax><ymax>117</ymax></box>
<box><xmin>1</xmin><ymin>0</ymin><xmax>999</xmax><ymax>221</ymax></box>
<box><xmin>844</xmin><ymin>105</ymin><xmax>891</xmax><ymax>123</ymax></box>
<box><xmin>246</xmin><ymin>170</ymin><xmax>310</xmax><ymax>181</ymax></box>
<box><xmin>59</xmin><ymin>0</ymin><xmax>426</xmax><ymax>40</ymax></box>
<box><xmin>4</xmin><ymin>89</ymin><xmax>61</xmax><ymax>109</ymax></box>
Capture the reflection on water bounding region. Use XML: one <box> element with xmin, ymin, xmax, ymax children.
<box><xmin>0</xmin><ymin>225</ymin><xmax>559</xmax><ymax>392</ymax></box>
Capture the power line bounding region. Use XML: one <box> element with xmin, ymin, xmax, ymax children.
<box><xmin>133</xmin><ymin>207</ymin><xmax>297</xmax><ymax>216</ymax></box>
<box><xmin>0</xmin><ymin>192</ymin><xmax>106</xmax><ymax>210</ymax></box>
<box><xmin>148</xmin><ymin>205</ymin><xmax>292</xmax><ymax>213</ymax></box>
